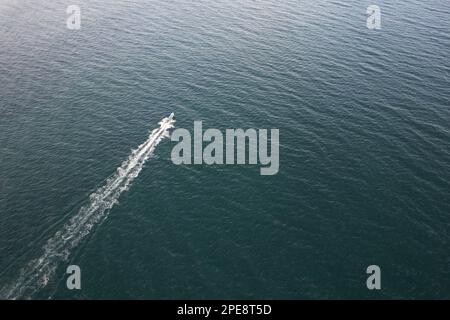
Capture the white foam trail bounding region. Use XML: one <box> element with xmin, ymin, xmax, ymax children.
<box><xmin>2</xmin><ymin>115</ymin><xmax>175</xmax><ymax>299</ymax></box>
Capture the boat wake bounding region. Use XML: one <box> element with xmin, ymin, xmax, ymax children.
<box><xmin>1</xmin><ymin>114</ymin><xmax>175</xmax><ymax>299</ymax></box>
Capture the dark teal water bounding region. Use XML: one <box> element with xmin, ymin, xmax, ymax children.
<box><xmin>1</xmin><ymin>0</ymin><xmax>449</xmax><ymax>299</ymax></box>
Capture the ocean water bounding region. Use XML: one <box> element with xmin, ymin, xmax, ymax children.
<box><xmin>0</xmin><ymin>0</ymin><xmax>449</xmax><ymax>299</ymax></box>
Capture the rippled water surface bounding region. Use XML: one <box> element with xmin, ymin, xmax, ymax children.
<box><xmin>0</xmin><ymin>0</ymin><xmax>449</xmax><ymax>299</ymax></box>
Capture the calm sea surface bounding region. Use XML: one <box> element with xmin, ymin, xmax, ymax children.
<box><xmin>0</xmin><ymin>0</ymin><xmax>449</xmax><ymax>299</ymax></box>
